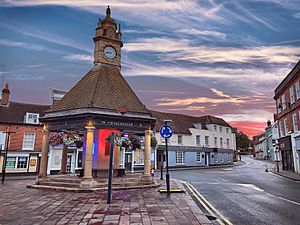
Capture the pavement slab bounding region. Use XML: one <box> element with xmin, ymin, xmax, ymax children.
<box><xmin>0</xmin><ymin>178</ymin><xmax>212</xmax><ymax>225</ymax></box>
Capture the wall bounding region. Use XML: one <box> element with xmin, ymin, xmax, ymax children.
<box><xmin>0</xmin><ymin>123</ymin><xmax>43</xmax><ymax>151</ymax></box>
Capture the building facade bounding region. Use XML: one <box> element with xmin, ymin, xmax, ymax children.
<box><xmin>152</xmin><ymin>111</ymin><xmax>235</xmax><ymax>169</ymax></box>
<box><xmin>0</xmin><ymin>84</ymin><xmax>49</xmax><ymax>175</ymax></box>
<box><xmin>274</xmin><ymin>60</ymin><xmax>300</xmax><ymax>173</ymax></box>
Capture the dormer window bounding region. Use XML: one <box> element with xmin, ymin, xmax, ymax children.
<box><xmin>193</xmin><ymin>123</ymin><xmax>201</xmax><ymax>129</ymax></box>
<box><xmin>25</xmin><ymin>113</ymin><xmax>39</xmax><ymax>124</ymax></box>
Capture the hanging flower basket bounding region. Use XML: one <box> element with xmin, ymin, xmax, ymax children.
<box><xmin>49</xmin><ymin>132</ymin><xmax>83</xmax><ymax>147</ymax></box>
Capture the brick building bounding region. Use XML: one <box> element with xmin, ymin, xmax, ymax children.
<box><xmin>0</xmin><ymin>84</ymin><xmax>50</xmax><ymax>175</ymax></box>
<box><xmin>274</xmin><ymin>60</ymin><xmax>300</xmax><ymax>173</ymax></box>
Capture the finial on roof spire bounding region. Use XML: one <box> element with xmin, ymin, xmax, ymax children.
<box><xmin>106</xmin><ymin>6</ymin><xmax>111</xmax><ymax>17</ymax></box>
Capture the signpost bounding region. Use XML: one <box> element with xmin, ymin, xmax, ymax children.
<box><xmin>160</xmin><ymin>122</ymin><xmax>173</xmax><ymax>196</ymax></box>
<box><xmin>107</xmin><ymin>132</ymin><xmax>115</xmax><ymax>204</ymax></box>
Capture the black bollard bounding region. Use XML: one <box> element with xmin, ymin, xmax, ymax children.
<box><xmin>160</xmin><ymin>165</ymin><xmax>163</xmax><ymax>180</ymax></box>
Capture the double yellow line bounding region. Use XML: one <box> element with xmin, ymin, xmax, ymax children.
<box><xmin>181</xmin><ymin>181</ymin><xmax>233</xmax><ymax>225</ymax></box>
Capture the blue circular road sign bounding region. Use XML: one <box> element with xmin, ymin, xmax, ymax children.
<box><xmin>160</xmin><ymin>125</ymin><xmax>173</xmax><ymax>139</ymax></box>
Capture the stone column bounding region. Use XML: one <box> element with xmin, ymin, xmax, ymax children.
<box><xmin>38</xmin><ymin>124</ymin><xmax>49</xmax><ymax>178</ymax></box>
<box><xmin>80</xmin><ymin>119</ymin><xmax>97</xmax><ymax>189</ymax></box>
<box><xmin>143</xmin><ymin>128</ymin><xmax>152</xmax><ymax>177</ymax></box>
<box><xmin>59</xmin><ymin>144</ymin><xmax>68</xmax><ymax>174</ymax></box>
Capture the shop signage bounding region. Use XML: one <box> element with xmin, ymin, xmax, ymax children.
<box><xmin>29</xmin><ymin>159</ymin><xmax>36</xmax><ymax>167</ymax></box>
<box><xmin>278</xmin><ymin>136</ymin><xmax>292</xmax><ymax>151</ymax></box>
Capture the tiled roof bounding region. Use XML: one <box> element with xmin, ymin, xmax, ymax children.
<box><xmin>151</xmin><ymin>111</ymin><xmax>197</xmax><ymax>134</ymax></box>
<box><xmin>198</xmin><ymin>115</ymin><xmax>231</xmax><ymax>128</ymax></box>
<box><xmin>0</xmin><ymin>102</ymin><xmax>50</xmax><ymax>124</ymax></box>
<box><xmin>151</xmin><ymin>111</ymin><xmax>232</xmax><ymax>135</ymax></box>
<box><xmin>47</xmin><ymin>65</ymin><xmax>149</xmax><ymax>114</ymax></box>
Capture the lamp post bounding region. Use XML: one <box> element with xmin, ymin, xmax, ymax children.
<box><xmin>1</xmin><ymin>130</ymin><xmax>15</xmax><ymax>184</ymax></box>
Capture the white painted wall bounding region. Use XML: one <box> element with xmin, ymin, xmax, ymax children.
<box><xmin>155</xmin><ymin>124</ymin><xmax>236</xmax><ymax>150</ymax></box>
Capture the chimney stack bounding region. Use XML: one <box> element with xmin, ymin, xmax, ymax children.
<box><xmin>267</xmin><ymin>120</ymin><xmax>271</xmax><ymax>127</ymax></box>
<box><xmin>1</xmin><ymin>83</ymin><xmax>10</xmax><ymax>105</ymax></box>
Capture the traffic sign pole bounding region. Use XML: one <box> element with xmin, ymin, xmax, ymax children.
<box><xmin>159</xmin><ymin>122</ymin><xmax>173</xmax><ymax>196</ymax></box>
<box><xmin>165</xmin><ymin>136</ymin><xmax>170</xmax><ymax>196</ymax></box>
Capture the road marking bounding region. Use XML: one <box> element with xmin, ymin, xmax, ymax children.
<box><xmin>181</xmin><ymin>181</ymin><xmax>233</xmax><ymax>225</ymax></box>
<box><xmin>238</xmin><ymin>184</ymin><xmax>264</xmax><ymax>192</ymax></box>
<box><xmin>276</xmin><ymin>196</ymin><xmax>300</xmax><ymax>206</ymax></box>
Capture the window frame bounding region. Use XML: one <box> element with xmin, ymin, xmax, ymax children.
<box><xmin>175</xmin><ymin>151</ymin><xmax>185</xmax><ymax>164</ymax></box>
<box><xmin>277</xmin><ymin>99</ymin><xmax>282</xmax><ymax>113</ymax></box>
<box><xmin>282</xmin><ymin>95</ymin><xmax>286</xmax><ymax>110</ymax></box>
<box><xmin>296</xmin><ymin>80</ymin><xmax>300</xmax><ymax>100</ymax></box>
<box><xmin>0</xmin><ymin>131</ymin><xmax>6</xmax><ymax>150</ymax></box>
<box><xmin>22</xmin><ymin>133</ymin><xmax>36</xmax><ymax>150</ymax></box>
<box><xmin>6</xmin><ymin>156</ymin><xmax>28</xmax><ymax>170</ymax></box>
<box><xmin>196</xmin><ymin>135</ymin><xmax>200</xmax><ymax>146</ymax></box>
<box><xmin>196</xmin><ymin>152</ymin><xmax>201</xmax><ymax>162</ymax></box>
<box><xmin>290</xmin><ymin>87</ymin><xmax>295</xmax><ymax>104</ymax></box>
<box><xmin>178</xmin><ymin>135</ymin><xmax>183</xmax><ymax>145</ymax></box>
<box><xmin>283</xmin><ymin>118</ymin><xmax>288</xmax><ymax>135</ymax></box>
<box><xmin>205</xmin><ymin>136</ymin><xmax>209</xmax><ymax>147</ymax></box>
<box><xmin>292</xmin><ymin>113</ymin><xmax>298</xmax><ymax>132</ymax></box>
<box><xmin>279</xmin><ymin>120</ymin><xmax>284</xmax><ymax>137</ymax></box>
<box><xmin>25</xmin><ymin>113</ymin><xmax>39</xmax><ymax>124</ymax></box>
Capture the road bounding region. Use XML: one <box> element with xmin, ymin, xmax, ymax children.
<box><xmin>170</xmin><ymin>155</ymin><xmax>300</xmax><ymax>225</ymax></box>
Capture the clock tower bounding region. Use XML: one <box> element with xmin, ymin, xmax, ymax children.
<box><xmin>93</xmin><ymin>6</ymin><xmax>123</xmax><ymax>68</ymax></box>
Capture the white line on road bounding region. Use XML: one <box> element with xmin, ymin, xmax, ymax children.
<box><xmin>276</xmin><ymin>196</ymin><xmax>300</xmax><ymax>206</ymax></box>
<box><xmin>238</xmin><ymin>184</ymin><xmax>264</xmax><ymax>192</ymax></box>
<box><xmin>182</xmin><ymin>181</ymin><xmax>233</xmax><ymax>225</ymax></box>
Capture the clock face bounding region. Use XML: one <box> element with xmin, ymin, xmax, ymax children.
<box><xmin>103</xmin><ymin>46</ymin><xmax>117</xmax><ymax>60</ymax></box>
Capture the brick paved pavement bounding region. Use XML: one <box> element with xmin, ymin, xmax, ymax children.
<box><xmin>0</xmin><ymin>178</ymin><xmax>212</xmax><ymax>225</ymax></box>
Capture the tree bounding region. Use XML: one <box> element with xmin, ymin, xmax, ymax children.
<box><xmin>236</xmin><ymin>131</ymin><xmax>251</xmax><ymax>152</ymax></box>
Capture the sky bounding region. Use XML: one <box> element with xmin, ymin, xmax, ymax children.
<box><xmin>1</xmin><ymin>0</ymin><xmax>300</xmax><ymax>137</ymax></box>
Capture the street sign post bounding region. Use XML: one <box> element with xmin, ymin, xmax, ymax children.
<box><xmin>160</xmin><ymin>123</ymin><xmax>173</xmax><ymax>196</ymax></box>
<box><xmin>107</xmin><ymin>132</ymin><xmax>115</xmax><ymax>204</ymax></box>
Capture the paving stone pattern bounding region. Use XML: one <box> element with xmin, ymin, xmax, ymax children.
<box><xmin>0</xmin><ymin>178</ymin><xmax>211</xmax><ymax>225</ymax></box>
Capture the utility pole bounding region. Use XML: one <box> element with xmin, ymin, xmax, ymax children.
<box><xmin>1</xmin><ymin>130</ymin><xmax>15</xmax><ymax>184</ymax></box>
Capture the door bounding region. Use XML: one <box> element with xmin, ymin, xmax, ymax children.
<box><xmin>157</xmin><ymin>151</ymin><xmax>165</xmax><ymax>169</ymax></box>
<box><xmin>125</xmin><ymin>153</ymin><xmax>132</xmax><ymax>171</ymax></box>
<box><xmin>205</xmin><ymin>153</ymin><xmax>209</xmax><ymax>166</ymax></box>
<box><xmin>66</xmin><ymin>154</ymin><xmax>75</xmax><ymax>173</ymax></box>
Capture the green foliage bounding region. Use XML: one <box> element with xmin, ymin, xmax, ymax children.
<box><xmin>236</xmin><ymin>131</ymin><xmax>251</xmax><ymax>152</ymax></box>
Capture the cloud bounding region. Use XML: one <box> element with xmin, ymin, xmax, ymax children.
<box><xmin>211</xmin><ymin>88</ymin><xmax>231</xmax><ymax>98</ymax></box>
<box><xmin>0</xmin><ymin>20</ymin><xmax>92</xmax><ymax>53</ymax></box>
<box><xmin>178</xmin><ymin>28</ymin><xmax>226</xmax><ymax>39</ymax></box>
<box><xmin>62</xmin><ymin>54</ymin><xmax>93</xmax><ymax>62</ymax></box>
<box><xmin>124</xmin><ymin>37</ymin><xmax>300</xmax><ymax>65</ymax></box>
<box><xmin>0</xmin><ymin>38</ymin><xmax>59</xmax><ymax>53</ymax></box>
<box><xmin>221</xmin><ymin>109</ymin><xmax>273</xmax><ymax>123</ymax></box>
<box><xmin>156</xmin><ymin>96</ymin><xmax>245</xmax><ymax>107</ymax></box>
<box><xmin>294</xmin><ymin>12</ymin><xmax>300</xmax><ymax>19</ymax></box>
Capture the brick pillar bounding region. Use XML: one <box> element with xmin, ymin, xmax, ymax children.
<box><xmin>59</xmin><ymin>144</ymin><xmax>68</xmax><ymax>174</ymax></box>
<box><xmin>38</xmin><ymin>124</ymin><xmax>49</xmax><ymax>178</ymax></box>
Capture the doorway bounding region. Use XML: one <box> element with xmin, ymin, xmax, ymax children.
<box><xmin>66</xmin><ymin>153</ymin><xmax>75</xmax><ymax>173</ymax></box>
<box><xmin>125</xmin><ymin>152</ymin><xmax>133</xmax><ymax>171</ymax></box>
<box><xmin>157</xmin><ymin>150</ymin><xmax>165</xmax><ymax>169</ymax></box>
